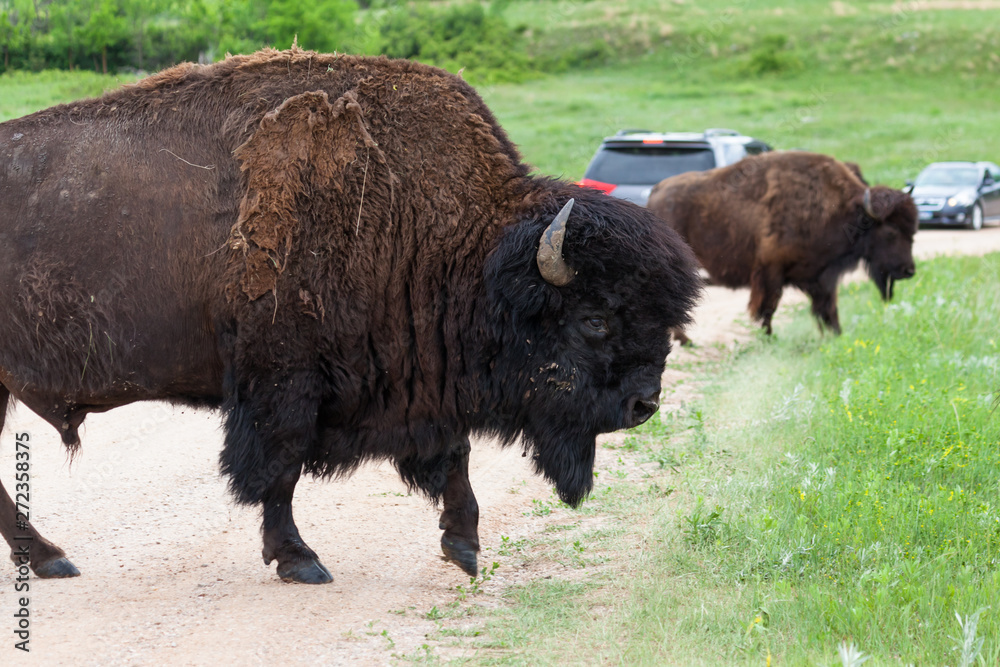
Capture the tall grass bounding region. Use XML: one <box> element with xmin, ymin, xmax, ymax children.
<box><xmin>619</xmin><ymin>254</ymin><xmax>1000</xmax><ymax>664</ymax></box>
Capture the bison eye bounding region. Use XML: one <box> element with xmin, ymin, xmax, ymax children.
<box><xmin>583</xmin><ymin>316</ymin><xmax>609</xmax><ymax>336</ymax></box>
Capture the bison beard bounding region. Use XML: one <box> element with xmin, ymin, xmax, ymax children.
<box><xmin>0</xmin><ymin>49</ymin><xmax>700</xmax><ymax>584</ymax></box>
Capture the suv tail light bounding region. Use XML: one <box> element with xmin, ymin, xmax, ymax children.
<box><xmin>577</xmin><ymin>178</ymin><xmax>617</xmax><ymax>194</ymax></box>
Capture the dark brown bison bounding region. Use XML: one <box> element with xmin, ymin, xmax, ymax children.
<box><xmin>0</xmin><ymin>48</ymin><xmax>700</xmax><ymax>584</ymax></box>
<box><xmin>647</xmin><ymin>151</ymin><xmax>917</xmax><ymax>338</ymax></box>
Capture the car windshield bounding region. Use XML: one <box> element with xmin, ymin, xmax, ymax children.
<box><xmin>914</xmin><ymin>166</ymin><xmax>980</xmax><ymax>187</ymax></box>
<box><xmin>584</xmin><ymin>146</ymin><xmax>716</xmax><ymax>185</ymax></box>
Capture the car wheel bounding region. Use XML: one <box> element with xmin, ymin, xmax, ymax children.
<box><xmin>966</xmin><ymin>202</ymin><xmax>984</xmax><ymax>231</ymax></box>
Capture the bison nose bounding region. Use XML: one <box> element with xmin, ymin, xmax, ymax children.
<box><xmin>902</xmin><ymin>265</ymin><xmax>916</xmax><ymax>279</ymax></box>
<box><xmin>625</xmin><ymin>389</ymin><xmax>660</xmax><ymax>428</ymax></box>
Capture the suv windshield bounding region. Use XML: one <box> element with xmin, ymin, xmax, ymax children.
<box><xmin>584</xmin><ymin>147</ymin><xmax>717</xmax><ymax>185</ymax></box>
<box><xmin>915</xmin><ymin>166</ymin><xmax>980</xmax><ymax>187</ymax></box>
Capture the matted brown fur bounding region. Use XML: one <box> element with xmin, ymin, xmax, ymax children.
<box><xmin>648</xmin><ymin>151</ymin><xmax>918</xmax><ymax>336</ymax></box>
<box><xmin>229</xmin><ymin>89</ymin><xmax>384</xmax><ymax>299</ymax></box>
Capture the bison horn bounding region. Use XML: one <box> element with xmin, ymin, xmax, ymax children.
<box><xmin>536</xmin><ymin>198</ymin><xmax>577</xmax><ymax>286</ymax></box>
<box><xmin>862</xmin><ymin>188</ymin><xmax>878</xmax><ymax>219</ymax></box>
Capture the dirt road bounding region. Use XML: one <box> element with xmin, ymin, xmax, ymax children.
<box><xmin>2</xmin><ymin>225</ymin><xmax>999</xmax><ymax>665</ymax></box>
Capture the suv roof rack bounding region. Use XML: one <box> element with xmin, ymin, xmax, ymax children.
<box><xmin>615</xmin><ymin>129</ymin><xmax>654</xmax><ymax>136</ymax></box>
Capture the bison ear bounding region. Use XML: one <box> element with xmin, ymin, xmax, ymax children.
<box><xmin>862</xmin><ymin>187</ymin><xmax>911</xmax><ymax>224</ymax></box>
<box><xmin>227</xmin><ymin>90</ymin><xmax>383</xmax><ymax>301</ymax></box>
<box><xmin>845</xmin><ymin>161</ymin><xmax>868</xmax><ymax>186</ymax></box>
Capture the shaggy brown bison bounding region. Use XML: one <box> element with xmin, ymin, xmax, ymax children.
<box><xmin>0</xmin><ymin>48</ymin><xmax>700</xmax><ymax>584</ymax></box>
<box><xmin>647</xmin><ymin>151</ymin><xmax>917</xmax><ymax>338</ymax></box>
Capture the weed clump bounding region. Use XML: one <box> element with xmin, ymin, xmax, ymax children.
<box><xmin>739</xmin><ymin>34</ymin><xmax>804</xmax><ymax>76</ymax></box>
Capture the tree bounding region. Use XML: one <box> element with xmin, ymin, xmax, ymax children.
<box><xmin>47</xmin><ymin>0</ymin><xmax>87</xmax><ymax>70</ymax></box>
<box><xmin>256</xmin><ymin>0</ymin><xmax>357</xmax><ymax>53</ymax></box>
<box><xmin>0</xmin><ymin>9</ymin><xmax>15</xmax><ymax>68</ymax></box>
<box><xmin>119</xmin><ymin>0</ymin><xmax>168</xmax><ymax>70</ymax></box>
<box><xmin>79</xmin><ymin>0</ymin><xmax>125</xmax><ymax>73</ymax></box>
<box><xmin>0</xmin><ymin>0</ymin><xmax>37</xmax><ymax>69</ymax></box>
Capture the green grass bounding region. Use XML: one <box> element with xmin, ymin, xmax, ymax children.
<box><xmin>455</xmin><ymin>254</ymin><xmax>1000</xmax><ymax>665</ymax></box>
<box><xmin>663</xmin><ymin>254</ymin><xmax>1000</xmax><ymax>664</ymax></box>
<box><xmin>0</xmin><ymin>69</ymin><xmax>134</xmax><ymax>123</ymax></box>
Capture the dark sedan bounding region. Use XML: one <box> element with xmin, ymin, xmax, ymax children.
<box><xmin>907</xmin><ymin>161</ymin><xmax>1000</xmax><ymax>231</ymax></box>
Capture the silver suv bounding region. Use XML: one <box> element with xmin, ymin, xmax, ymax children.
<box><xmin>578</xmin><ymin>128</ymin><xmax>771</xmax><ymax>206</ymax></box>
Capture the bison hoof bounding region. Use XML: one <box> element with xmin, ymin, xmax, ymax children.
<box><xmin>276</xmin><ymin>558</ymin><xmax>333</xmax><ymax>584</ymax></box>
<box><xmin>441</xmin><ymin>535</ymin><xmax>479</xmax><ymax>577</ymax></box>
<box><xmin>33</xmin><ymin>557</ymin><xmax>81</xmax><ymax>579</ymax></box>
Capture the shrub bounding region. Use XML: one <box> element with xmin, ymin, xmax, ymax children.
<box><xmin>368</xmin><ymin>2</ymin><xmax>534</xmax><ymax>84</ymax></box>
<box><xmin>740</xmin><ymin>34</ymin><xmax>803</xmax><ymax>76</ymax></box>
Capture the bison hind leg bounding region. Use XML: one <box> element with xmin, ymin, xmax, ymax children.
<box><xmin>748</xmin><ymin>265</ymin><xmax>785</xmax><ymax>335</ymax></box>
<box><xmin>0</xmin><ymin>384</ymin><xmax>81</xmax><ymax>578</ymax></box>
<box><xmin>670</xmin><ymin>327</ymin><xmax>693</xmax><ymax>347</ymax></box>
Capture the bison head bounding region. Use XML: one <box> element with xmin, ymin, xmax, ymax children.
<box><xmin>859</xmin><ymin>187</ymin><xmax>918</xmax><ymax>301</ymax></box>
<box><xmin>479</xmin><ymin>188</ymin><xmax>700</xmax><ymax>506</ymax></box>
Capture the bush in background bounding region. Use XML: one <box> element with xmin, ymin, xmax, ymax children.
<box><xmin>370</xmin><ymin>1</ymin><xmax>533</xmax><ymax>84</ymax></box>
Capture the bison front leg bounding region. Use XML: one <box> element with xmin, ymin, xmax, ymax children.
<box><xmin>802</xmin><ymin>282</ymin><xmax>841</xmax><ymax>335</ymax></box>
<box><xmin>670</xmin><ymin>327</ymin><xmax>692</xmax><ymax>347</ymax></box>
<box><xmin>748</xmin><ymin>264</ymin><xmax>784</xmax><ymax>335</ymax></box>
<box><xmin>0</xmin><ymin>386</ymin><xmax>79</xmax><ymax>578</ymax></box>
<box><xmin>259</xmin><ymin>463</ymin><xmax>333</xmax><ymax>584</ymax></box>
<box><xmin>220</xmin><ymin>374</ymin><xmax>332</xmax><ymax>585</ymax></box>
<box><xmin>438</xmin><ymin>438</ymin><xmax>480</xmax><ymax>577</ymax></box>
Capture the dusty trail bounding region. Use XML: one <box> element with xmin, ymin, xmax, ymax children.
<box><xmin>1</xmin><ymin>226</ymin><xmax>998</xmax><ymax>665</ymax></box>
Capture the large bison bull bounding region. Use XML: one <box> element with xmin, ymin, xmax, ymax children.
<box><xmin>0</xmin><ymin>49</ymin><xmax>700</xmax><ymax>584</ymax></box>
<box><xmin>648</xmin><ymin>151</ymin><xmax>917</xmax><ymax>339</ymax></box>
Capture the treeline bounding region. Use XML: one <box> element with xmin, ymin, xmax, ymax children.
<box><xmin>0</xmin><ymin>0</ymin><xmax>578</xmax><ymax>83</ymax></box>
<box><xmin>0</xmin><ymin>0</ymin><xmax>359</xmax><ymax>73</ymax></box>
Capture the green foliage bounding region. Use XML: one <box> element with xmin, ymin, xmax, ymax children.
<box><xmin>372</xmin><ymin>2</ymin><xmax>533</xmax><ymax>84</ymax></box>
<box><xmin>213</xmin><ymin>0</ymin><xmax>359</xmax><ymax>59</ymax></box>
<box><xmin>0</xmin><ymin>1</ymin><xmax>34</xmax><ymax>69</ymax></box>
<box><xmin>253</xmin><ymin>0</ymin><xmax>357</xmax><ymax>52</ymax></box>
<box><xmin>0</xmin><ymin>0</ymin><xmax>360</xmax><ymax>73</ymax></box>
<box><xmin>680</xmin><ymin>497</ymin><xmax>726</xmax><ymax>548</ymax></box>
<box><xmin>79</xmin><ymin>0</ymin><xmax>127</xmax><ymax>73</ymax></box>
<box><xmin>738</xmin><ymin>34</ymin><xmax>803</xmax><ymax>77</ymax></box>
